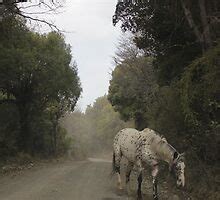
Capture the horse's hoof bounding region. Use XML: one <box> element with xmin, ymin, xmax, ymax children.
<box><xmin>153</xmin><ymin>195</ymin><xmax>158</xmax><ymax>200</ymax></box>
<box><xmin>117</xmin><ymin>182</ymin><xmax>123</xmax><ymax>190</ymax></box>
<box><xmin>137</xmin><ymin>195</ymin><xmax>143</xmax><ymax>200</ymax></box>
<box><xmin>116</xmin><ymin>188</ymin><xmax>124</xmax><ymax>196</ymax></box>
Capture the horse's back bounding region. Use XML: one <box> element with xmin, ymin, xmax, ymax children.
<box><xmin>114</xmin><ymin>128</ymin><xmax>139</xmax><ymax>145</ymax></box>
<box><xmin>141</xmin><ymin>128</ymin><xmax>167</xmax><ymax>144</ymax></box>
<box><xmin>113</xmin><ymin>128</ymin><xmax>139</xmax><ymax>162</ymax></box>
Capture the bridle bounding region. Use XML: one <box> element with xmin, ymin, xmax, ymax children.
<box><xmin>170</xmin><ymin>154</ymin><xmax>184</xmax><ymax>178</ymax></box>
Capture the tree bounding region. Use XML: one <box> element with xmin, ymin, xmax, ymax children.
<box><xmin>180</xmin><ymin>44</ymin><xmax>220</xmax><ymax>163</ymax></box>
<box><xmin>180</xmin><ymin>0</ymin><xmax>220</xmax><ymax>51</ymax></box>
<box><xmin>0</xmin><ymin>0</ymin><xmax>64</xmax><ymax>30</ymax></box>
<box><xmin>61</xmin><ymin>95</ymin><xmax>134</xmax><ymax>156</ymax></box>
<box><xmin>0</xmin><ymin>17</ymin><xmax>81</xmax><ymax>154</ymax></box>
<box><xmin>111</xmin><ymin>2</ymin><xmax>220</xmax><ymax>198</ymax></box>
<box><xmin>108</xmin><ymin>56</ymin><xmax>157</xmax><ymax>130</ymax></box>
<box><xmin>113</xmin><ymin>0</ymin><xmax>220</xmax><ymax>84</ymax></box>
<box><xmin>113</xmin><ymin>33</ymin><xmax>144</xmax><ymax>65</ymax></box>
<box><xmin>114</xmin><ymin>0</ymin><xmax>219</xmax><ymax>51</ymax></box>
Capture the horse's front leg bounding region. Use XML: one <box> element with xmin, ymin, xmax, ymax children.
<box><xmin>152</xmin><ymin>164</ymin><xmax>159</xmax><ymax>200</ymax></box>
<box><xmin>116</xmin><ymin>172</ymin><xmax>123</xmax><ymax>190</ymax></box>
<box><xmin>114</xmin><ymin>152</ymin><xmax>123</xmax><ymax>190</ymax></box>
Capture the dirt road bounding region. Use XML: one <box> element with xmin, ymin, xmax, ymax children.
<box><xmin>0</xmin><ymin>158</ymin><xmax>128</xmax><ymax>200</ymax></box>
<box><xmin>0</xmin><ymin>158</ymin><xmax>185</xmax><ymax>200</ymax></box>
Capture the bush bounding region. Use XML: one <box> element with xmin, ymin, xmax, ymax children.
<box><xmin>180</xmin><ymin>43</ymin><xmax>220</xmax><ymax>163</ymax></box>
<box><xmin>0</xmin><ymin>104</ymin><xmax>19</xmax><ymax>160</ymax></box>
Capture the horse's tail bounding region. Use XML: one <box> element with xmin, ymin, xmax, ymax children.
<box><xmin>111</xmin><ymin>152</ymin><xmax>116</xmax><ymax>175</ymax></box>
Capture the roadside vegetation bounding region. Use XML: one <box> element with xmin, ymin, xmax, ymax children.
<box><xmin>108</xmin><ymin>1</ymin><xmax>220</xmax><ymax>199</ymax></box>
<box><xmin>0</xmin><ymin>1</ymin><xmax>219</xmax><ymax>199</ymax></box>
<box><xmin>0</xmin><ymin>9</ymin><xmax>82</xmax><ymax>164</ymax></box>
<box><xmin>61</xmin><ymin>95</ymin><xmax>134</xmax><ymax>158</ymax></box>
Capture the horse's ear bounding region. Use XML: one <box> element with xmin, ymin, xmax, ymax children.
<box><xmin>179</xmin><ymin>152</ymin><xmax>185</xmax><ymax>161</ymax></box>
<box><xmin>173</xmin><ymin>151</ymin><xmax>178</xmax><ymax>161</ymax></box>
<box><xmin>180</xmin><ymin>152</ymin><xmax>185</xmax><ymax>157</ymax></box>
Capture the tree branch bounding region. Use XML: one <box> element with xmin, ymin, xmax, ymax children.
<box><xmin>10</xmin><ymin>5</ymin><xmax>62</xmax><ymax>32</ymax></box>
<box><xmin>0</xmin><ymin>99</ymin><xmax>16</xmax><ymax>105</ymax></box>
<box><xmin>180</xmin><ymin>0</ymin><xmax>203</xmax><ymax>45</ymax></box>
<box><xmin>18</xmin><ymin>3</ymin><xmax>41</xmax><ymax>10</ymax></box>
<box><xmin>209</xmin><ymin>15</ymin><xmax>220</xmax><ymax>23</ymax></box>
<box><xmin>3</xmin><ymin>1</ymin><xmax>64</xmax><ymax>32</ymax></box>
<box><xmin>198</xmin><ymin>0</ymin><xmax>212</xmax><ymax>49</ymax></box>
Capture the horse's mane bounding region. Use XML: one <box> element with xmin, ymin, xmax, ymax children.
<box><xmin>142</xmin><ymin>128</ymin><xmax>167</xmax><ymax>144</ymax></box>
<box><xmin>141</xmin><ymin>128</ymin><xmax>178</xmax><ymax>161</ymax></box>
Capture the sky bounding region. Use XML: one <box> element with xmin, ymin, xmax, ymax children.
<box><xmin>23</xmin><ymin>0</ymin><xmax>121</xmax><ymax>111</ymax></box>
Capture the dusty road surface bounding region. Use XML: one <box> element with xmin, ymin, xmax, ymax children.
<box><xmin>0</xmin><ymin>158</ymin><xmax>128</xmax><ymax>200</ymax></box>
<box><xmin>0</xmin><ymin>158</ymin><xmax>187</xmax><ymax>200</ymax></box>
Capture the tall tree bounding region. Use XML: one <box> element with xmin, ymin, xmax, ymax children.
<box><xmin>61</xmin><ymin>95</ymin><xmax>134</xmax><ymax>155</ymax></box>
<box><xmin>0</xmin><ymin>17</ymin><xmax>81</xmax><ymax>154</ymax></box>
<box><xmin>108</xmin><ymin>56</ymin><xmax>157</xmax><ymax>130</ymax></box>
<box><xmin>113</xmin><ymin>0</ymin><xmax>220</xmax><ymax>84</ymax></box>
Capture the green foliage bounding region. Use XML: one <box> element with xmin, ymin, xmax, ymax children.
<box><xmin>108</xmin><ymin>57</ymin><xmax>157</xmax><ymax>130</ymax></box>
<box><xmin>181</xmin><ymin>43</ymin><xmax>220</xmax><ymax>131</ymax></box>
<box><xmin>85</xmin><ymin>96</ymin><xmax>134</xmax><ymax>148</ymax></box>
<box><xmin>146</xmin><ymin>86</ymin><xmax>186</xmax><ymax>141</ymax></box>
<box><xmin>61</xmin><ymin>95</ymin><xmax>134</xmax><ymax>156</ymax></box>
<box><xmin>180</xmin><ymin>44</ymin><xmax>220</xmax><ymax>163</ymax></box>
<box><xmin>0</xmin><ymin>103</ymin><xmax>19</xmax><ymax>159</ymax></box>
<box><xmin>0</xmin><ymin>17</ymin><xmax>81</xmax><ymax>157</ymax></box>
<box><xmin>61</xmin><ymin>110</ymin><xmax>89</xmax><ymax>159</ymax></box>
<box><xmin>111</xmin><ymin>0</ymin><xmax>220</xmax><ymax>164</ymax></box>
<box><xmin>113</xmin><ymin>0</ymin><xmax>203</xmax><ymax>84</ymax></box>
<box><xmin>111</xmin><ymin>2</ymin><xmax>220</xmax><ymax>196</ymax></box>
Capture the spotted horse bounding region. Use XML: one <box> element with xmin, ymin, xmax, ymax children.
<box><xmin>112</xmin><ymin>128</ymin><xmax>185</xmax><ymax>200</ymax></box>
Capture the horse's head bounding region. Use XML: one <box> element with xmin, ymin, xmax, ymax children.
<box><xmin>170</xmin><ymin>152</ymin><xmax>185</xmax><ymax>188</ymax></box>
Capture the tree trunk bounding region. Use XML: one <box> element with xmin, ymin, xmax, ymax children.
<box><xmin>17</xmin><ymin>102</ymin><xmax>32</xmax><ymax>154</ymax></box>
<box><xmin>180</xmin><ymin>0</ymin><xmax>204</xmax><ymax>50</ymax></box>
<box><xmin>181</xmin><ymin>0</ymin><xmax>213</xmax><ymax>52</ymax></box>
<box><xmin>198</xmin><ymin>0</ymin><xmax>212</xmax><ymax>49</ymax></box>
<box><xmin>53</xmin><ymin>122</ymin><xmax>57</xmax><ymax>155</ymax></box>
<box><xmin>51</xmin><ymin>116</ymin><xmax>59</xmax><ymax>156</ymax></box>
<box><xmin>135</xmin><ymin>113</ymin><xmax>146</xmax><ymax>131</ymax></box>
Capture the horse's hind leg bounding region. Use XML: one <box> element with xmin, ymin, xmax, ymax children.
<box><xmin>113</xmin><ymin>148</ymin><xmax>123</xmax><ymax>190</ymax></box>
<box><xmin>126</xmin><ymin>162</ymin><xmax>133</xmax><ymax>184</ymax></box>
<box><xmin>116</xmin><ymin>171</ymin><xmax>122</xmax><ymax>190</ymax></box>
<box><xmin>152</xmin><ymin>164</ymin><xmax>159</xmax><ymax>200</ymax></box>
<box><xmin>125</xmin><ymin>162</ymin><xmax>133</xmax><ymax>195</ymax></box>
<box><xmin>137</xmin><ymin>172</ymin><xmax>143</xmax><ymax>200</ymax></box>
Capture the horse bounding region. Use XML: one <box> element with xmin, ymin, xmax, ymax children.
<box><xmin>112</xmin><ymin>128</ymin><xmax>185</xmax><ymax>200</ymax></box>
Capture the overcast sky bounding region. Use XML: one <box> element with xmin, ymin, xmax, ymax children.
<box><xmin>25</xmin><ymin>0</ymin><xmax>121</xmax><ymax>110</ymax></box>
